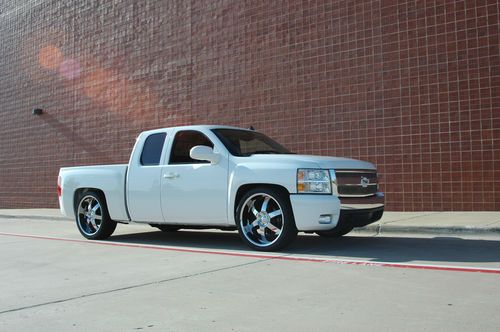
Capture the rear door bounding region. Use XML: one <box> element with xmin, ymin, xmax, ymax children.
<box><xmin>126</xmin><ymin>131</ymin><xmax>168</xmax><ymax>222</ymax></box>
<box><xmin>160</xmin><ymin>130</ymin><xmax>228</xmax><ymax>225</ymax></box>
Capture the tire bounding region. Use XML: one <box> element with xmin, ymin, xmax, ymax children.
<box><xmin>75</xmin><ymin>191</ymin><xmax>117</xmax><ymax>240</ymax></box>
<box><xmin>235</xmin><ymin>187</ymin><xmax>297</xmax><ymax>251</ymax></box>
<box><xmin>316</xmin><ymin>225</ymin><xmax>353</xmax><ymax>238</ymax></box>
<box><xmin>151</xmin><ymin>224</ymin><xmax>181</xmax><ymax>232</ymax></box>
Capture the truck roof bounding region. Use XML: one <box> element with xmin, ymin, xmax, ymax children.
<box><xmin>140</xmin><ymin>125</ymin><xmax>253</xmax><ymax>136</ymax></box>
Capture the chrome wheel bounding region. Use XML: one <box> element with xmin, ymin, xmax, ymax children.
<box><xmin>240</xmin><ymin>193</ymin><xmax>284</xmax><ymax>248</ymax></box>
<box><xmin>77</xmin><ymin>195</ymin><xmax>103</xmax><ymax>236</ymax></box>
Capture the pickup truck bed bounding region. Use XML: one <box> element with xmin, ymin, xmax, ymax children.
<box><xmin>59</xmin><ymin>165</ymin><xmax>129</xmax><ymax>222</ymax></box>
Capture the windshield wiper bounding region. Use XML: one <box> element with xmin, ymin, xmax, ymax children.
<box><xmin>250</xmin><ymin>150</ymin><xmax>280</xmax><ymax>155</ymax></box>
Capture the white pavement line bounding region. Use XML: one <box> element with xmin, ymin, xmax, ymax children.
<box><xmin>1</xmin><ymin>231</ymin><xmax>500</xmax><ymax>274</ymax></box>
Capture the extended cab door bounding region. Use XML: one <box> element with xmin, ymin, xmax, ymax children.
<box><xmin>161</xmin><ymin>130</ymin><xmax>228</xmax><ymax>225</ymax></box>
<box><xmin>126</xmin><ymin>131</ymin><xmax>168</xmax><ymax>222</ymax></box>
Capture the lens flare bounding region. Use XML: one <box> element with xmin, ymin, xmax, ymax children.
<box><xmin>59</xmin><ymin>58</ymin><xmax>81</xmax><ymax>80</ymax></box>
<box><xmin>38</xmin><ymin>45</ymin><xmax>63</xmax><ymax>70</ymax></box>
<box><xmin>83</xmin><ymin>68</ymin><xmax>110</xmax><ymax>101</ymax></box>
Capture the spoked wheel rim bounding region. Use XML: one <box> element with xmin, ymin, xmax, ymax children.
<box><xmin>77</xmin><ymin>195</ymin><xmax>103</xmax><ymax>236</ymax></box>
<box><xmin>240</xmin><ymin>193</ymin><xmax>284</xmax><ymax>248</ymax></box>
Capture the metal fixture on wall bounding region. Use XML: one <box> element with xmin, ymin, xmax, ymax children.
<box><xmin>32</xmin><ymin>108</ymin><xmax>43</xmax><ymax>115</ymax></box>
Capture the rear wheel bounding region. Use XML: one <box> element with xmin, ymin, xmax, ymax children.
<box><xmin>236</xmin><ymin>187</ymin><xmax>297</xmax><ymax>251</ymax></box>
<box><xmin>76</xmin><ymin>191</ymin><xmax>117</xmax><ymax>240</ymax></box>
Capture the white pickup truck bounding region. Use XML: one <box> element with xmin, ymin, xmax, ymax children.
<box><xmin>59</xmin><ymin>125</ymin><xmax>384</xmax><ymax>251</ymax></box>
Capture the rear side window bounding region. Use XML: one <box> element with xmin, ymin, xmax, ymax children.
<box><xmin>169</xmin><ymin>130</ymin><xmax>214</xmax><ymax>164</ymax></box>
<box><xmin>140</xmin><ymin>133</ymin><xmax>166</xmax><ymax>166</ymax></box>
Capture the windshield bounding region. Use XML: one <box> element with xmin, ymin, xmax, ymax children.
<box><xmin>212</xmin><ymin>129</ymin><xmax>293</xmax><ymax>157</ymax></box>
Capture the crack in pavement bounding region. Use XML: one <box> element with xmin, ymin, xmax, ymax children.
<box><xmin>484</xmin><ymin>220</ymin><xmax>500</xmax><ymax>227</ymax></box>
<box><xmin>0</xmin><ymin>257</ymin><xmax>274</xmax><ymax>316</ymax></box>
<box><xmin>379</xmin><ymin>212</ymin><xmax>441</xmax><ymax>225</ymax></box>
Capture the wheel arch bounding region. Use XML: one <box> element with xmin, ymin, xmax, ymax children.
<box><xmin>73</xmin><ymin>188</ymin><xmax>108</xmax><ymax>215</ymax></box>
<box><xmin>232</xmin><ymin>183</ymin><xmax>291</xmax><ymax>222</ymax></box>
<box><xmin>73</xmin><ymin>187</ymin><xmax>118</xmax><ymax>240</ymax></box>
<box><xmin>235</xmin><ymin>183</ymin><xmax>289</xmax><ymax>206</ymax></box>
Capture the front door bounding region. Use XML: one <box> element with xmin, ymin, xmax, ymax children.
<box><xmin>161</xmin><ymin>130</ymin><xmax>228</xmax><ymax>225</ymax></box>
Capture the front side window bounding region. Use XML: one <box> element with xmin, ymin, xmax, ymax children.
<box><xmin>140</xmin><ymin>133</ymin><xmax>166</xmax><ymax>166</ymax></box>
<box><xmin>169</xmin><ymin>130</ymin><xmax>214</xmax><ymax>164</ymax></box>
<box><xmin>211</xmin><ymin>129</ymin><xmax>292</xmax><ymax>157</ymax></box>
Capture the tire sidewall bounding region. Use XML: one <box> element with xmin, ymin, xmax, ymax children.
<box><xmin>235</xmin><ymin>187</ymin><xmax>297</xmax><ymax>251</ymax></box>
<box><xmin>75</xmin><ymin>191</ymin><xmax>113</xmax><ymax>240</ymax></box>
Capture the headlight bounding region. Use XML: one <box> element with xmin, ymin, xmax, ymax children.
<box><xmin>297</xmin><ymin>169</ymin><xmax>332</xmax><ymax>194</ymax></box>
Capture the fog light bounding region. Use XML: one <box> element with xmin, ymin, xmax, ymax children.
<box><xmin>318</xmin><ymin>214</ymin><xmax>332</xmax><ymax>224</ymax></box>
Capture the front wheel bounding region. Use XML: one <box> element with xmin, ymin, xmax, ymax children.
<box><xmin>76</xmin><ymin>191</ymin><xmax>117</xmax><ymax>240</ymax></box>
<box><xmin>236</xmin><ymin>187</ymin><xmax>297</xmax><ymax>251</ymax></box>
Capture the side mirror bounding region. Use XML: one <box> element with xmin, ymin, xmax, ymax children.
<box><xmin>190</xmin><ymin>145</ymin><xmax>220</xmax><ymax>164</ymax></box>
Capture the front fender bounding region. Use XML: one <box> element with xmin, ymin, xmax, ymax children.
<box><xmin>227</xmin><ymin>164</ymin><xmax>298</xmax><ymax>225</ymax></box>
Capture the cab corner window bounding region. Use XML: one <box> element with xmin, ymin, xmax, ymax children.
<box><xmin>140</xmin><ymin>133</ymin><xmax>166</xmax><ymax>166</ymax></box>
<box><xmin>170</xmin><ymin>130</ymin><xmax>214</xmax><ymax>164</ymax></box>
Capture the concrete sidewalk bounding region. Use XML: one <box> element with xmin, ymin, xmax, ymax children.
<box><xmin>0</xmin><ymin>209</ymin><xmax>499</xmax><ymax>235</ymax></box>
<box><xmin>359</xmin><ymin>211</ymin><xmax>500</xmax><ymax>235</ymax></box>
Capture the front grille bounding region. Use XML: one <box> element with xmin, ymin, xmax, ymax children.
<box><xmin>335</xmin><ymin>170</ymin><xmax>378</xmax><ymax>197</ymax></box>
<box><xmin>339</xmin><ymin>184</ymin><xmax>378</xmax><ymax>196</ymax></box>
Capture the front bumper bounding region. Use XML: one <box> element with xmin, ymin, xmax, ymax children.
<box><xmin>337</xmin><ymin>206</ymin><xmax>384</xmax><ymax>229</ymax></box>
<box><xmin>336</xmin><ymin>192</ymin><xmax>385</xmax><ymax>230</ymax></box>
<box><xmin>289</xmin><ymin>192</ymin><xmax>384</xmax><ymax>231</ymax></box>
<box><xmin>289</xmin><ymin>194</ymin><xmax>341</xmax><ymax>231</ymax></box>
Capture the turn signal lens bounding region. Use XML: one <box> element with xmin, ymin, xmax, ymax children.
<box><xmin>297</xmin><ymin>169</ymin><xmax>332</xmax><ymax>194</ymax></box>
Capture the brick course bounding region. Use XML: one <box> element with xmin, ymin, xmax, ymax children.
<box><xmin>0</xmin><ymin>0</ymin><xmax>499</xmax><ymax>211</ymax></box>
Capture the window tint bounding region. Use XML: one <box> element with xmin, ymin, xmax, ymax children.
<box><xmin>170</xmin><ymin>130</ymin><xmax>214</xmax><ymax>164</ymax></box>
<box><xmin>140</xmin><ymin>133</ymin><xmax>166</xmax><ymax>166</ymax></box>
<box><xmin>212</xmin><ymin>129</ymin><xmax>291</xmax><ymax>156</ymax></box>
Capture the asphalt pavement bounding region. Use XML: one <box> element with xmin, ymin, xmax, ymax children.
<box><xmin>0</xmin><ymin>213</ymin><xmax>499</xmax><ymax>331</ymax></box>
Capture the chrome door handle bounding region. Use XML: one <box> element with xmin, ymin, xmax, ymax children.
<box><xmin>163</xmin><ymin>173</ymin><xmax>179</xmax><ymax>179</ymax></box>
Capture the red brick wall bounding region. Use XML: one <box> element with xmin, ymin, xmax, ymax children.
<box><xmin>0</xmin><ymin>0</ymin><xmax>498</xmax><ymax>211</ymax></box>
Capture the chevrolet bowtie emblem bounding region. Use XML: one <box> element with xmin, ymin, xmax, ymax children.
<box><xmin>360</xmin><ymin>176</ymin><xmax>370</xmax><ymax>188</ymax></box>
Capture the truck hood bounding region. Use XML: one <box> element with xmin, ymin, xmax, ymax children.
<box><xmin>238</xmin><ymin>154</ymin><xmax>376</xmax><ymax>170</ymax></box>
